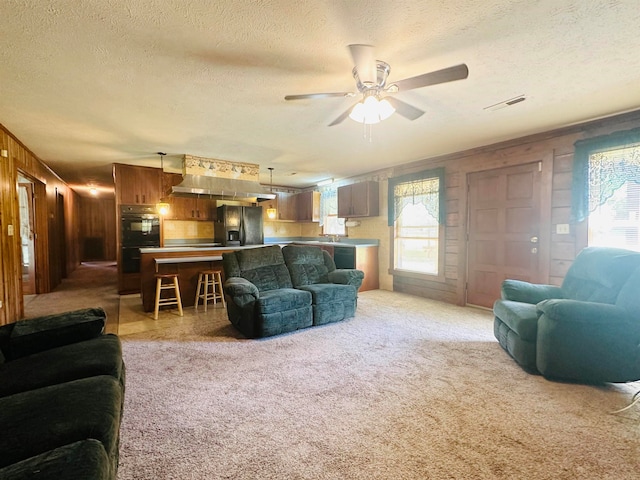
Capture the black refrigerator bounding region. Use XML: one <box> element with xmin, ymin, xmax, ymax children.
<box><xmin>214</xmin><ymin>205</ymin><xmax>264</xmax><ymax>246</ymax></box>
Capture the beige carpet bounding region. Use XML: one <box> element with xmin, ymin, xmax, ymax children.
<box><xmin>118</xmin><ymin>290</ymin><xmax>640</xmax><ymax>479</ymax></box>
<box><xmin>23</xmin><ymin>261</ymin><xmax>120</xmax><ymax>333</ymax></box>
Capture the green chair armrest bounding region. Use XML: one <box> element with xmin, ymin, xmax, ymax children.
<box><xmin>501</xmin><ymin>279</ymin><xmax>563</xmax><ymax>304</ymax></box>
<box><xmin>8</xmin><ymin>308</ymin><xmax>107</xmax><ymax>360</ymax></box>
<box><xmin>224</xmin><ymin>277</ymin><xmax>259</xmax><ymax>299</ymax></box>
<box><xmin>536</xmin><ymin>299</ymin><xmax>630</xmax><ymax>326</ymax></box>
<box><xmin>328</xmin><ymin>269</ymin><xmax>364</xmax><ymax>288</ymax></box>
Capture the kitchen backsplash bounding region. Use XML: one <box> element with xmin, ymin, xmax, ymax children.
<box><xmin>163</xmin><ymin>220</ymin><xmax>214</xmax><ymax>240</ymax></box>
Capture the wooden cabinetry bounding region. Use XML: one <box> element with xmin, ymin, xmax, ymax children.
<box><xmin>296</xmin><ymin>191</ymin><xmax>320</xmax><ymax>222</ymax></box>
<box><xmin>261</xmin><ymin>192</ymin><xmax>297</xmax><ymax>222</ymax></box>
<box><xmin>114</xmin><ymin>164</ymin><xmax>162</xmax><ymax>205</ymax></box>
<box><xmin>261</xmin><ymin>191</ymin><xmax>321</xmax><ymax>222</ymax></box>
<box><xmin>337</xmin><ymin>181</ymin><xmax>379</xmax><ymax>218</ymax></box>
<box><xmin>163</xmin><ymin>173</ymin><xmax>215</xmax><ymax>220</ymax></box>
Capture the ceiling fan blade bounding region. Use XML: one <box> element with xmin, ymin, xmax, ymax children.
<box><xmin>348</xmin><ymin>44</ymin><xmax>376</xmax><ymax>84</ymax></box>
<box><xmin>285</xmin><ymin>92</ymin><xmax>353</xmax><ymax>101</ymax></box>
<box><xmin>385</xmin><ymin>97</ymin><xmax>425</xmax><ymax>121</ymax></box>
<box><xmin>328</xmin><ymin>104</ymin><xmax>356</xmax><ymax>127</ymax></box>
<box><xmin>393</xmin><ymin>64</ymin><xmax>469</xmax><ymax>92</ymax></box>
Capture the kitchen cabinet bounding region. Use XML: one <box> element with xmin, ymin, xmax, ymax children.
<box><xmin>114</xmin><ymin>164</ymin><xmax>163</xmax><ymax>205</ymax></box>
<box><xmin>261</xmin><ymin>192</ymin><xmax>297</xmax><ymax>222</ymax></box>
<box><xmin>337</xmin><ymin>181</ymin><xmax>379</xmax><ymax>218</ymax></box>
<box><xmin>163</xmin><ymin>173</ymin><xmax>215</xmax><ymax>220</ymax></box>
<box><xmin>296</xmin><ymin>191</ymin><xmax>320</xmax><ymax>222</ymax></box>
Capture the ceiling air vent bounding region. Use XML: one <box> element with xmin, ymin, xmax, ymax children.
<box><xmin>484</xmin><ymin>95</ymin><xmax>526</xmax><ymax>112</ymax></box>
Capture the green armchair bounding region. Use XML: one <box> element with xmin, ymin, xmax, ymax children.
<box><xmin>494</xmin><ymin>247</ymin><xmax>640</xmax><ymax>383</ymax></box>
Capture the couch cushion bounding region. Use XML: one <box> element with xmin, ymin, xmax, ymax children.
<box><xmin>561</xmin><ymin>247</ymin><xmax>640</xmax><ymax>303</ymax></box>
<box><xmin>297</xmin><ymin>283</ymin><xmax>357</xmax><ymax>305</ymax></box>
<box><xmin>231</xmin><ymin>246</ymin><xmax>293</xmax><ymax>292</ymax></box>
<box><xmin>0</xmin><ymin>334</ymin><xmax>123</xmax><ymax>398</ymax></box>
<box><xmin>0</xmin><ymin>439</ymin><xmax>111</xmax><ymax>480</ymax></box>
<box><xmin>10</xmin><ymin>308</ymin><xmax>106</xmax><ymax>359</ymax></box>
<box><xmin>0</xmin><ymin>375</ymin><xmax>122</xmax><ymax>469</ymax></box>
<box><xmin>493</xmin><ymin>300</ymin><xmax>539</xmax><ymax>342</ymax></box>
<box><xmin>282</xmin><ymin>246</ymin><xmax>329</xmax><ymax>287</ymax></box>
<box><xmin>256</xmin><ymin>288</ymin><xmax>312</xmax><ymax>315</ymax></box>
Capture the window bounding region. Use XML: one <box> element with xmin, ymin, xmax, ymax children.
<box><xmin>389</xmin><ymin>168</ymin><xmax>444</xmax><ymax>276</ymax></box>
<box><xmin>319</xmin><ymin>185</ymin><xmax>345</xmax><ymax>235</ymax></box>
<box><xmin>587</xmin><ymin>146</ymin><xmax>640</xmax><ymax>251</ymax></box>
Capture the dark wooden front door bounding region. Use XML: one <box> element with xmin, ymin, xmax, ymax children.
<box><xmin>466</xmin><ymin>162</ymin><xmax>542</xmax><ymax>308</ymax></box>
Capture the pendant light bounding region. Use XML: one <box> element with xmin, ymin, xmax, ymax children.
<box><xmin>156</xmin><ymin>152</ymin><xmax>170</xmax><ymax>216</ymax></box>
<box><xmin>266</xmin><ymin>167</ymin><xmax>277</xmax><ymax>220</ymax></box>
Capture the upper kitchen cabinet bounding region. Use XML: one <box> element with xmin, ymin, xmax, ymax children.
<box><xmin>114</xmin><ymin>164</ymin><xmax>163</xmax><ymax>206</ymax></box>
<box><xmin>162</xmin><ymin>173</ymin><xmax>215</xmax><ymax>220</ymax></box>
<box><xmin>261</xmin><ymin>192</ymin><xmax>297</xmax><ymax>222</ymax></box>
<box><xmin>296</xmin><ymin>191</ymin><xmax>320</xmax><ymax>222</ymax></box>
<box><xmin>337</xmin><ymin>181</ymin><xmax>379</xmax><ymax>218</ymax></box>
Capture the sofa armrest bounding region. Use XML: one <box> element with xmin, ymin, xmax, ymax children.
<box><xmin>536</xmin><ymin>299</ymin><xmax>630</xmax><ymax>326</ymax></box>
<box><xmin>328</xmin><ymin>269</ymin><xmax>364</xmax><ymax>289</ymax></box>
<box><xmin>8</xmin><ymin>308</ymin><xmax>107</xmax><ymax>360</ymax></box>
<box><xmin>536</xmin><ymin>299</ymin><xmax>640</xmax><ymax>382</ymax></box>
<box><xmin>224</xmin><ymin>277</ymin><xmax>259</xmax><ymax>297</ymax></box>
<box><xmin>501</xmin><ymin>279</ymin><xmax>563</xmax><ymax>304</ymax></box>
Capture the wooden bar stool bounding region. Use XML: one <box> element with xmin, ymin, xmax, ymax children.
<box><xmin>153</xmin><ymin>273</ymin><xmax>184</xmax><ymax>320</ymax></box>
<box><xmin>194</xmin><ymin>268</ymin><xmax>226</xmax><ymax>312</ymax></box>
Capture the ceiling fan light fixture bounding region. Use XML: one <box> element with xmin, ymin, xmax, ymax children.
<box><xmin>348</xmin><ymin>95</ymin><xmax>394</xmax><ymax>124</ymax></box>
<box><xmin>378</xmin><ymin>98</ymin><xmax>395</xmax><ymax>121</ymax></box>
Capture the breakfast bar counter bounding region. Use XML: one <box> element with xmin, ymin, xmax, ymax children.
<box><xmin>139</xmin><ymin>246</ymin><xmax>262</xmax><ymax>312</ymax></box>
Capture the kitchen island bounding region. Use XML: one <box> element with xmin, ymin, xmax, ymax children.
<box><xmin>139</xmin><ymin>245</ymin><xmax>263</xmax><ymax>313</ymax></box>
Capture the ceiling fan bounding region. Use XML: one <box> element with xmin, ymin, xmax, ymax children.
<box><xmin>285</xmin><ymin>44</ymin><xmax>469</xmax><ymax>126</ymax></box>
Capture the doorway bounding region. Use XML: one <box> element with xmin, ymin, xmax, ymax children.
<box><xmin>18</xmin><ymin>175</ymin><xmax>37</xmax><ymax>295</ymax></box>
<box><xmin>466</xmin><ymin>162</ymin><xmax>543</xmax><ymax>308</ymax></box>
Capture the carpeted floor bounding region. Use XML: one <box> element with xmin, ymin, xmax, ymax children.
<box><xmin>23</xmin><ymin>261</ymin><xmax>120</xmax><ymax>333</ymax></box>
<box><xmin>118</xmin><ymin>290</ymin><xmax>640</xmax><ymax>480</ymax></box>
<box><xmin>21</xmin><ymin>262</ymin><xmax>640</xmax><ymax>478</ymax></box>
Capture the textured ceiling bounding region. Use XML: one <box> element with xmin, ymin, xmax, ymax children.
<box><xmin>2</xmin><ymin>0</ymin><xmax>640</xmax><ymax>196</ymax></box>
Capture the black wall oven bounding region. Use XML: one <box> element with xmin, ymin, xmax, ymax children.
<box><xmin>120</xmin><ymin>205</ymin><xmax>160</xmax><ymax>273</ymax></box>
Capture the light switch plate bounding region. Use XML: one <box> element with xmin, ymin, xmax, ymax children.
<box><xmin>556</xmin><ymin>224</ymin><xmax>570</xmax><ymax>234</ymax></box>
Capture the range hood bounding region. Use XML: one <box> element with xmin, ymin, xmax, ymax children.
<box><xmin>170</xmin><ymin>155</ymin><xmax>275</xmax><ymax>200</ymax></box>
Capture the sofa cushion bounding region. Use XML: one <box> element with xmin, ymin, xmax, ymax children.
<box><xmin>230</xmin><ymin>246</ymin><xmax>293</xmax><ymax>292</ymax></box>
<box><xmin>282</xmin><ymin>246</ymin><xmax>329</xmax><ymax>287</ymax></box>
<box><xmin>0</xmin><ymin>375</ymin><xmax>122</xmax><ymax>469</ymax></box>
<box><xmin>9</xmin><ymin>308</ymin><xmax>106</xmax><ymax>359</ymax></box>
<box><xmin>297</xmin><ymin>283</ymin><xmax>357</xmax><ymax>305</ymax></box>
<box><xmin>0</xmin><ymin>439</ymin><xmax>111</xmax><ymax>480</ymax></box>
<box><xmin>0</xmin><ymin>334</ymin><xmax>123</xmax><ymax>398</ymax></box>
<box><xmin>256</xmin><ymin>288</ymin><xmax>312</xmax><ymax>315</ymax></box>
<box><xmin>492</xmin><ymin>300</ymin><xmax>539</xmax><ymax>342</ymax></box>
<box><xmin>561</xmin><ymin>247</ymin><xmax>640</xmax><ymax>303</ymax></box>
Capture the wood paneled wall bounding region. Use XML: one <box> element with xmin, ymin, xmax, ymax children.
<box><xmin>0</xmin><ymin>123</ymin><xmax>81</xmax><ymax>324</ymax></box>
<box><xmin>389</xmin><ymin>109</ymin><xmax>640</xmax><ymax>304</ymax></box>
<box><xmin>79</xmin><ymin>196</ymin><xmax>117</xmax><ymax>261</ymax></box>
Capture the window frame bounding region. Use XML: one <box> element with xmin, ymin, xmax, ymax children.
<box><xmin>388</xmin><ymin>168</ymin><xmax>446</xmax><ymax>282</ymax></box>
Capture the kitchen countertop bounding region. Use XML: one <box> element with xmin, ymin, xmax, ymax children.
<box><xmin>140</xmin><ymin>239</ymin><xmax>379</xmax><ymax>254</ymax></box>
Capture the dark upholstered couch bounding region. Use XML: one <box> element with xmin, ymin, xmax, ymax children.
<box><xmin>494</xmin><ymin>247</ymin><xmax>640</xmax><ymax>383</ymax></box>
<box><xmin>0</xmin><ymin>308</ymin><xmax>125</xmax><ymax>479</ymax></box>
<box><xmin>222</xmin><ymin>245</ymin><xmax>364</xmax><ymax>338</ymax></box>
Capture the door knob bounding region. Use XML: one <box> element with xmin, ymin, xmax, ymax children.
<box><xmin>530</xmin><ymin>236</ymin><xmax>538</xmax><ymax>243</ymax></box>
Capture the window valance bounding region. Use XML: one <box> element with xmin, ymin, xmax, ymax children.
<box><xmin>571</xmin><ymin>127</ymin><xmax>640</xmax><ymax>222</ymax></box>
<box><xmin>387</xmin><ymin>168</ymin><xmax>445</xmax><ymax>226</ymax></box>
